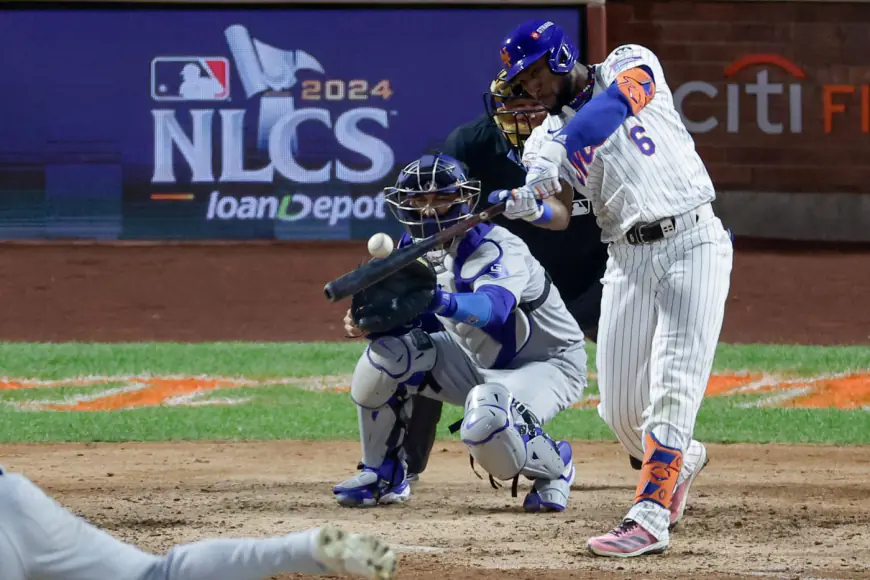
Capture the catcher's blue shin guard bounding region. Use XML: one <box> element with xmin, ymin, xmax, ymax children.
<box><xmin>522</xmin><ymin>440</ymin><xmax>575</xmax><ymax>512</ymax></box>
<box><xmin>460</xmin><ymin>383</ymin><xmax>576</xmax><ymax>512</ymax></box>
<box><xmin>333</xmin><ymin>454</ymin><xmax>410</xmax><ymax>507</ymax></box>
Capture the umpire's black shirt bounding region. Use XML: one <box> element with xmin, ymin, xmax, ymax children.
<box><xmin>442</xmin><ymin>113</ymin><xmax>608</xmax><ymax>303</ymax></box>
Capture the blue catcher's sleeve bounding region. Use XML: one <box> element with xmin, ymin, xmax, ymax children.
<box><xmin>427</xmin><ymin>285</ymin><xmax>516</xmax><ymax>331</ymax></box>
<box><xmin>558</xmin><ymin>66</ymin><xmax>656</xmax><ymax>152</ymax></box>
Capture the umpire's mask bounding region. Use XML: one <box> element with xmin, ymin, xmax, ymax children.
<box><xmin>484</xmin><ymin>69</ymin><xmax>548</xmax><ymax>161</ymax></box>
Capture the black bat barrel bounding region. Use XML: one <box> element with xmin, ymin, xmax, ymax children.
<box><xmin>323</xmin><ymin>238</ymin><xmax>434</xmax><ymax>302</ymax></box>
<box><xmin>322</xmin><ymin>201</ymin><xmax>505</xmax><ymax>302</ymax></box>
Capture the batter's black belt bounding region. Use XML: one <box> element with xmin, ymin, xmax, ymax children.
<box><xmin>624</xmin><ymin>203</ymin><xmax>714</xmax><ymax>246</ymax></box>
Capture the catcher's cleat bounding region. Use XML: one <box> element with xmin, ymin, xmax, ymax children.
<box><xmin>587</xmin><ymin>519</ymin><xmax>668</xmax><ymax>558</ymax></box>
<box><xmin>670</xmin><ymin>442</ymin><xmax>709</xmax><ymax>529</ymax></box>
<box><xmin>313</xmin><ymin>525</ymin><xmax>399</xmax><ymax>580</ymax></box>
<box><xmin>334</xmin><ymin>456</ymin><xmax>410</xmax><ymax>507</ymax></box>
<box><xmin>522</xmin><ymin>440</ymin><xmax>575</xmax><ymax>512</ymax></box>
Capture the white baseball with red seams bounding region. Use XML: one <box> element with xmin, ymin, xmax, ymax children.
<box><xmin>367</xmin><ymin>233</ymin><xmax>394</xmax><ymax>258</ymax></box>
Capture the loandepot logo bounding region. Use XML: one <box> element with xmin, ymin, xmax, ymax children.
<box><xmin>206</xmin><ymin>191</ymin><xmax>387</xmax><ymax>224</ymax></box>
<box><xmin>673</xmin><ymin>53</ymin><xmax>870</xmax><ymax>135</ymax></box>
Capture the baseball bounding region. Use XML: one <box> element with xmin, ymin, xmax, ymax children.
<box><xmin>367</xmin><ymin>232</ymin><xmax>394</xmax><ymax>258</ymax></box>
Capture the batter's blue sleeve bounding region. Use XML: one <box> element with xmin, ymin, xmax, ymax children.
<box><xmin>558</xmin><ymin>83</ymin><xmax>632</xmax><ymax>152</ymax></box>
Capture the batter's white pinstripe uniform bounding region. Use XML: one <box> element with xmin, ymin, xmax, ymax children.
<box><xmin>523</xmin><ymin>44</ymin><xmax>733</xmax><ymax>542</ymax></box>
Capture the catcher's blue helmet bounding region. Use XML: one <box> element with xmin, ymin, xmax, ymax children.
<box><xmin>384</xmin><ymin>153</ymin><xmax>480</xmax><ymax>241</ymax></box>
<box><xmin>500</xmin><ymin>20</ymin><xmax>579</xmax><ymax>83</ymax></box>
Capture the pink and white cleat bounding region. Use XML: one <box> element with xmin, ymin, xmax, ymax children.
<box><xmin>670</xmin><ymin>443</ymin><xmax>709</xmax><ymax>529</ymax></box>
<box><xmin>587</xmin><ymin>519</ymin><xmax>668</xmax><ymax>558</ymax></box>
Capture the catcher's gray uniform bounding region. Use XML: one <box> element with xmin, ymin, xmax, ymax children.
<box><xmin>335</xmin><ymin>222</ymin><xmax>587</xmax><ymax>511</ymax></box>
<box><xmin>0</xmin><ymin>468</ymin><xmax>392</xmax><ymax>580</ymax></box>
<box><xmin>414</xmin><ymin>223</ymin><xmax>586</xmax><ymax>417</ymax></box>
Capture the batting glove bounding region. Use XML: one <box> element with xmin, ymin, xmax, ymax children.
<box><xmin>489</xmin><ymin>188</ymin><xmax>545</xmax><ymax>222</ymax></box>
<box><xmin>525</xmin><ymin>139</ymin><xmax>569</xmax><ymax>199</ymax></box>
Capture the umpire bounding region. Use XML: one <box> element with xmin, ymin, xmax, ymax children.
<box><xmin>402</xmin><ymin>71</ymin><xmax>611</xmax><ymax>482</ymax></box>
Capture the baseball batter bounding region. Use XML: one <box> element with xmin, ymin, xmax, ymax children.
<box><xmin>496</xmin><ymin>21</ymin><xmax>733</xmax><ymax>557</ymax></box>
<box><xmin>0</xmin><ymin>466</ymin><xmax>397</xmax><ymax>580</ymax></box>
<box><xmin>335</xmin><ymin>153</ymin><xmax>587</xmax><ymax>513</ymax></box>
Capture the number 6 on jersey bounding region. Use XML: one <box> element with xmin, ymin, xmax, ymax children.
<box><xmin>629</xmin><ymin>125</ymin><xmax>656</xmax><ymax>156</ymax></box>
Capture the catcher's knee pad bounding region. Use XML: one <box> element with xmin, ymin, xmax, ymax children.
<box><xmin>351</xmin><ymin>329</ymin><xmax>437</xmax><ymax>409</ymax></box>
<box><xmin>460</xmin><ymin>383</ymin><xmax>567</xmax><ymax>481</ymax></box>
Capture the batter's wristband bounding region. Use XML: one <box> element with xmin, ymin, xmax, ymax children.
<box><xmin>531</xmin><ymin>201</ymin><xmax>553</xmax><ymax>224</ymax></box>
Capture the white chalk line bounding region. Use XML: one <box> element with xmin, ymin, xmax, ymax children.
<box><xmin>392</xmin><ymin>544</ymin><xmax>446</xmax><ymax>554</ymax></box>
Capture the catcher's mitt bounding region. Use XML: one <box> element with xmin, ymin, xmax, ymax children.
<box><xmin>351</xmin><ymin>257</ymin><xmax>437</xmax><ymax>335</ymax></box>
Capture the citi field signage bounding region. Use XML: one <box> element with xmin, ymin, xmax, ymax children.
<box><xmin>673</xmin><ymin>54</ymin><xmax>870</xmax><ymax>135</ymax></box>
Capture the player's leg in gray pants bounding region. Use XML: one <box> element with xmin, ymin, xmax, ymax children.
<box><xmin>0</xmin><ymin>471</ymin><xmax>335</xmax><ymax>580</ymax></box>
<box><xmin>140</xmin><ymin>531</ymin><xmax>327</xmax><ymax>580</ymax></box>
<box><xmin>456</xmin><ymin>341</ymin><xmax>587</xmax><ymax>512</ymax></box>
<box><xmin>404</xmin><ymin>340</ymin><xmax>590</xmax><ymax>481</ymax></box>
<box><xmin>0</xmin><ymin>471</ymin><xmax>158</xmax><ymax>580</ymax></box>
<box><xmin>479</xmin><ymin>341</ymin><xmax>588</xmax><ymax>426</ymax></box>
<box><xmin>343</xmin><ymin>329</ymin><xmax>480</xmax><ymax>473</ymax></box>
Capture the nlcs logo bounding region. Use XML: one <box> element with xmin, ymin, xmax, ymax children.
<box><xmin>151</xmin><ymin>57</ymin><xmax>230</xmax><ymax>102</ymax></box>
<box><xmin>151</xmin><ymin>24</ymin><xmax>395</xmax><ymax>186</ymax></box>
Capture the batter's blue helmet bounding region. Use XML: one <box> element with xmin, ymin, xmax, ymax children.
<box><xmin>500</xmin><ymin>20</ymin><xmax>579</xmax><ymax>83</ymax></box>
<box><xmin>384</xmin><ymin>153</ymin><xmax>481</xmax><ymax>241</ymax></box>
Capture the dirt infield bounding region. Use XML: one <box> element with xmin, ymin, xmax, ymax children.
<box><xmin>5</xmin><ymin>440</ymin><xmax>869</xmax><ymax>579</ymax></box>
<box><xmin>2</xmin><ymin>240</ymin><xmax>870</xmax><ymax>579</ymax></box>
<box><xmin>0</xmin><ymin>239</ymin><xmax>867</xmax><ymax>344</ymax></box>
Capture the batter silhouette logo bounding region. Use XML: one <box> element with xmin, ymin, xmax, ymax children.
<box><xmin>571</xmin><ymin>197</ymin><xmax>591</xmax><ymax>216</ymax></box>
<box><xmin>151</xmin><ymin>57</ymin><xmax>230</xmax><ymax>101</ymax></box>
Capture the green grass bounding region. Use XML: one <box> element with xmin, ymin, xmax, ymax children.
<box><xmin>712</xmin><ymin>343</ymin><xmax>870</xmax><ymax>375</ymax></box>
<box><xmin>2</xmin><ymin>341</ymin><xmax>869</xmax><ymax>379</ymax></box>
<box><xmin>0</xmin><ymin>342</ymin><xmax>868</xmax><ymax>445</ymax></box>
<box><xmin>0</xmin><ymin>342</ymin><xmax>364</xmax><ymax>379</ymax></box>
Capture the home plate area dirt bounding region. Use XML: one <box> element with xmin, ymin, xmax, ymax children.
<box><xmin>5</xmin><ymin>441</ymin><xmax>870</xmax><ymax>580</ymax></box>
<box><xmin>1</xmin><ymin>241</ymin><xmax>870</xmax><ymax>578</ymax></box>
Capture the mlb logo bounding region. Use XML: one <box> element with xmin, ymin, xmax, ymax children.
<box><xmin>572</xmin><ymin>198</ymin><xmax>591</xmax><ymax>216</ymax></box>
<box><xmin>151</xmin><ymin>57</ymin><xmax>230</xmax><ymax>101</ymax></box>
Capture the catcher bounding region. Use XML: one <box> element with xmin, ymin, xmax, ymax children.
<box><xmin>334</xmin><ymin>152</ymin><xmax>588</xmax><ymax>512</ymax></box>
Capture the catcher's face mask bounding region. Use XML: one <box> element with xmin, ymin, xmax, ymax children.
<box><xmin>384</xmin><ymin>153</ymin><xmax>481</xmax><ymax>245</ymax></box>
<box><xmin>484</xmin><ymin>69</ymin><xmax>548</xmax><ymax>159</ymax></box>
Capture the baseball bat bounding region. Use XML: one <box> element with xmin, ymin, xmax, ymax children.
<box><xmin>323</xmin><ymin>201</ymin><xmax>507</xmax><ymax>302</ymax></box>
